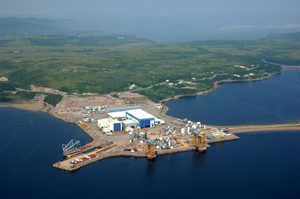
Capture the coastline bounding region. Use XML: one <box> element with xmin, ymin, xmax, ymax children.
<box><xmin>2</xmin><ymin>68</ymin><xmax>300</xmax><ymax>135</ymax></box>
<box><xmin>215</xmin><ymin>123</ymin><xmax>300</xmax><ymax>134</ymax></box>
<box><xmin>0</xmin><ymin>101</ymin><xmax>53</xmax><ymax>112</ymax></box>
<box><xmin>5</xmin><ymin>102</ymin><xmax>299</xmax><ymax>134</ymax></box>
<box><xmin>160</xmin><ymin>70</ymin><xmax>281</xmax><ymax>103</ymax></box>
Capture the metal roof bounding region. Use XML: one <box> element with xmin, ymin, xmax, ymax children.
<box><xmin>122</xmin><ymin>119</ymin><xmax>138</xmax><ymax>124</ymax></box>
<box><xmin>108</xmin><ymin>111</ymin><xmax>126</xmax><ymax>118</ymax></box>
<box><xmin>126</xmin><ymin>109</ymin><xmax>155</xmax><ymax>120</ymax></box>
<box><xmin>106</xmin><ymin>106</ymin><xmax>140</xmax><ymax>112</ymax></box>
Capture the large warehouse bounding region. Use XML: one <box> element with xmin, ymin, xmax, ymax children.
<box><xmin>108</xmin><ymin>111</ymin><xmax>126</xmax><ymax>120</ymax></box>
<box><xmin>98</xmin><ymin>108</ymin><xmax>161</xmax><ymax>132</ymax></box>
<box><xmin>126</xmin><ymin>109</ymin><xmax>155</xmax><ymax>128</ymax></box>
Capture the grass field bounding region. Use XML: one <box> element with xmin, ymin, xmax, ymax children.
<box><xmin>0</xmin><ymin>33</ymin><xmax>299</xmax><ymax>102</ymax></box>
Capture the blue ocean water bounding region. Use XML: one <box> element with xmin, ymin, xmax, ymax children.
<box><xmin>1</xmin><ymin>69</ymin><xmax>300</xmax><ymax>199</ymax></box>
<box><xmin>165</xmin><ymin>69</ymin><xmax>300</xmax><ymax>126</ymax></box>
<box><xmin>0</xmin><ymin>109</ymin><xmax>299</xmax><ymax>199</ymax></box>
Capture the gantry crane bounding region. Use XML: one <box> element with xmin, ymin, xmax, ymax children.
<box><xmin>192</xmin><ymin>131</ymin><xmax>207</xmax><ymax>153</ymax></box>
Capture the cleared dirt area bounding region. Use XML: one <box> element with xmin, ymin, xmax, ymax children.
<box><xmin>119</xmin><ymin>92</ymin><xmax>143</xmax><ymax>98</ymax></box>
<box><xmin>0</xmin><ymin>77</ymin><xmax>8</xmax><ymax>81</ymax></box>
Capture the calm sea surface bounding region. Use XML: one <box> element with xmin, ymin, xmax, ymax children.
<box><xmin>1</xmin><ymin>69</ymin><xmax>300</xmax><ymax>199</ymax></box>
<box><xmin>165</xmin><ymin>69</ymin><xmax>300</xmax><ymax>126</ymax></box>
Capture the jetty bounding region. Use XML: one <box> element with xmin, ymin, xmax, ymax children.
<box><xmin>51</xmin><ymin>98</ymin><xmax>298</xmax><ymax>172</ymax></box>
<box><xmin>53</xmin><ymin>133</ymin><xmax>240</xmax><ymax>172</ymax></box>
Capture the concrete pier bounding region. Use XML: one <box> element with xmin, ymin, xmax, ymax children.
<box><xmin>53</xmin><ymin>133</ymin><xmax>240</xmax><ymax>172</ymax></box>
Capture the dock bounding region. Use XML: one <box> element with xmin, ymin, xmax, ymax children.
<box><xmin>206</xmin><ymin>133</ymin><xmax>240</xmax><ymax>144</ymax></box>
<box><xmin>53</xmin><ymin>145</ymin><xmax>146</xmax><ymax>172</ymax></box>
<box><xmin>53</xmin><ymin>133</ymin><xmax>240</xmax><ymax>172</ymax></box>
<box><xmin>52</xmin><ymin>102</ymin><xmax>244</xmax><ymax>172</ymax></box>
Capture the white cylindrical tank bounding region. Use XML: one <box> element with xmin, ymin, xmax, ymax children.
<box><xmin>204</xmin><ymin>125</ymin><xmax>206</xmax><ymax>130</ymax></box>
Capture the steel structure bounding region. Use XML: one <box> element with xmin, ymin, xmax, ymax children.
<box><xmin>145</xmin><ymin>140</ymin><xmax>156</xmax><ymax>160</ymax></box>
<box><xmin>62</xmin><ymin>139</ymin><xmax>81</xmax><ymax>156</ymax></box>
<box><xmin>192</xmin><ymin>132</ymin><xmax>207</xmax><ymax>152</ymax></box>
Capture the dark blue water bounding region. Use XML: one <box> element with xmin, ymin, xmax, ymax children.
<box><xmin>2</xmin><ymin>69</ymin><xmax>300</xmax><ymax>199</ymax></box>
<box><xmin>1</xmin><ymin>109</ymin><xmax>300</xmax><ymax>199</ymax></box>
<box><xmin>165</xmin><ymin>69</ymin><xmax>300</xmax><ymax>126</ymax></box>
<box><xmin>98</xmin><ymin>51</ymin><xmax>122</xmax><ymax>56</ymax></box>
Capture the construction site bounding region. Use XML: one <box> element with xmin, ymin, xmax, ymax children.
<box><xmin>52</xmin><ymin>94</ymin><xmax>240</xmax><ymax>172</ymax></box>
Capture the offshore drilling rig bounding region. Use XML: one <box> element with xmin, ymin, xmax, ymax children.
<box><xmin>144</xmin><ymin>140</ymin><xmax>156</xmax><ymax>160</ymax></box>
<box><xmin>192</xmin><ymin>131</ymin><xmax>207</xmax><ymax>152</ymax></box>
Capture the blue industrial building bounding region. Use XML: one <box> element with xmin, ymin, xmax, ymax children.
<box><xmin>126</xmin><ymin>109</ymin><xmax>155</xmax><ymax>128</ymax></box>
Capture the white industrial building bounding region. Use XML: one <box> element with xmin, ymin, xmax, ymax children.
<box><xmin>122</xmin><ymin>120</ymin><xmax>138</xmax><ymax>129</ymax></box>
<box><xmin>99</xmin><ymin>108</ymin><xmax>164</xmax><ymax>132</ymax></box>
<box><xmin>97</xmin><ymin>118</ymin><xmax>122</xmax><ymax>132</ymax></box>
<box><xmin>125</xmin><ymin>109</ymin><xmax>156</xmax><ymax>128</ymax></box>
<box><xmin>212</xmin><ymin>129</ymin><xmax>231</xmax><ymax>136</ymax></box>
<box><xmin>108</xmin><ymin>111</ymin><xmax>126</xmax><ymax>120</ymax></box>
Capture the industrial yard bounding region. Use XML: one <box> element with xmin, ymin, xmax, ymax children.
<box><xmin>52</xmin><ymin>94</ymin><xmax>240</xmax><ymax>172</ymax></box>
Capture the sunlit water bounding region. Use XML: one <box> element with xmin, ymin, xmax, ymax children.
<box><xmin>1</xmin><ymin>69</ymin><xmax>300</xmax><ymax>199</ymax></box>
<box><xmin>165</xmin><ymin>69</ymin><xmax>300</xmax><ymax>126</ymax></box>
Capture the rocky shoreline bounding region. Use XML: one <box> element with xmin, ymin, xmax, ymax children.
<box><xmin>160</xmin><ymin>71</ymin><xmax>281</xmax><ymax>104</ymax></box>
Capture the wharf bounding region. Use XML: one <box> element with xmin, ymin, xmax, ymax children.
<box><xmin>157</xmin><ymin>145</ymin><xmax>196</xmax><ymax>155</ymax></box>
<box><xmin>206</xmin><ymin>134</ymin><xmax>240</xmax><ymax>144</ymax></box>
<box><xmin>52</xmin><ymin>102</ymin><xmax>243</xmax><ymax>172</ymax></box>
<box><xmin>53</xmin><ymin>134</ymin><xmax>240</xmax><ymax>172</ymax></box>
<box><xmin>76</xmin><ymin>122</ymin><xmax>100</xmax><ymax>140</ymax></box>
<box><xmin>53</xmin><ymin>145</ymin><xmax>146</xmax><ymax>172</ymax></box>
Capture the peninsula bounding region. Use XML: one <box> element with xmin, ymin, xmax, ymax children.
<box><xmin>1</xmin><ymin>32</ymin><xmax>300</xmax><ymax>172</ymax></box>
